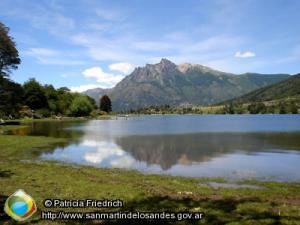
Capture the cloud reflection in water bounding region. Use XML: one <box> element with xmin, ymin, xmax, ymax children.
<box><xmin>42</xmin><ymin>139</ymin><xmax>162</xmax><ymax>172</ymax></box>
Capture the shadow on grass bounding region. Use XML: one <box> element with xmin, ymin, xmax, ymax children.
<box><xmin>101</xmin><ymin>196</ymin><xmax>286</xmax><ymax>225</ymax></box>
<box><xmin>0</xmin><ymin>170</ymin><xmax>14</xmax><ymax>178</ymax></box>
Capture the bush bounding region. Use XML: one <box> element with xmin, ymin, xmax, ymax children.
<box><xmin>35</xmin><ymin>108</ymin><xmax>51</xmax><ymax>117</ymax></box>
<box><xmin>69</xmin><ymin>96</ymin><xmax>93</xmax><ymax>117</ymax></box>
<box><xmin>99</xmin><ymin>111</ymin><xmax>108</xmax><ymax>115</ymax></box>
<box><xmin>89</xmin><ymin>110</ymin><xmax>106</xmax><ymax>117</ymax></box>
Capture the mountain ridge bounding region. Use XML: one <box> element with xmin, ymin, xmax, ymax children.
<box><xmin>82</xmin><ymin>87</ymin><xmax>111</xmax><ymax>105</ymax></box>
<box><xmin>83</xmin><ymin>59</ymin><xmax>290</xmax><ymax>111</ymax></box>
<box><xmin>224</xmin><ymin>73</ymin><xmax>300</xmax><ymax>104</ymax></box>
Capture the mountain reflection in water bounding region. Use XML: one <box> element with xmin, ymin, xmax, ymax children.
<box><xmin>42</xmin><ymin>130</ymin><xmax>300</xmax><ymax>181</ymax></box>
<box><xmin>7</xmin><ymin>116</ymin><xmax>300</xmax><ymax>181</ymax></box>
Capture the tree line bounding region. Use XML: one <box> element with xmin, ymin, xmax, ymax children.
<box><xmin>126</xmin><ymin>101</ymin><xmax>299</xmax><ymax>115</ymax></box>
<box><xmin>0</xmin><ymin>21</ymin><xmax>113</xmax><ymax>119</ymax></box>
<box><xmin>0</xmin><ymin>76</ymin><xmax>113</xmax><ymax>119</ymax></box>
<box><xmin>221</xmin><ymin>102</ymin><xmax>298</xmax><ymax>114</ymax></box>
<box><xmin>0</xmin><ymin>77</ymin><xmax>98</xmax><ymax>118</ymax></box>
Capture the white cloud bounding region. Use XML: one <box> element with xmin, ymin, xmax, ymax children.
<box><xmin>71</xmin><ymin>65</ymin><xmax>130</xmax><ymax>92</ymax></box>
<box><xmin>70</xmin><ymin>84</ymin><xmax>103</xmax><ymax>93</ymax></box>
<box><xmin>234</xmin><ymin>51</ymin><xmax>256</xmax><ymax>58</ymax></box>
<box><xmin>109</xmin><ymin>62</ymin><xmax>135</xmax><ymax>74</ymax></box>
<box><xmin>82</xmin><ymin>67</ymin><xmax>125</xmax><ymax>88</ymax></box>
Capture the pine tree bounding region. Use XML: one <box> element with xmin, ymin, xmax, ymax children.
<box><xmin>99</xmin><ymin>95</ymin><xmax>112</xmax><ymax>113</ymax></box>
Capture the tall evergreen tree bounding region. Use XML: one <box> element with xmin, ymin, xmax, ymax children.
<box><xmin>99</xmin><ymin>95</ymin><xmax>112</xmax><ymax>113</ymax></box>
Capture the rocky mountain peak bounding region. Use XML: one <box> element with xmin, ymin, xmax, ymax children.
<box><xmin>159</xmin><ymin>58</ymin><xmax>175</xmax><ymax>66</ymax></box>
<box><xmin>154</xmin><ymin>58</ymin><xmax>177</xmax><ymax>73</ymax></box>
<box><xmin>144</xmin><ymin>58</ymin><xmax>175</xmax><ymax>69</ymax></box>
<box><xmin>141</xmin><ymin>58</ymin><xmax>178</xmax><ymax>77</ymax></box>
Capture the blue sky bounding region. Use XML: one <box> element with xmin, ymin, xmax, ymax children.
<box><xmin>1</xmin><ymin>0</ymin><xmax>300</xmax><ymax>91</ymax></box>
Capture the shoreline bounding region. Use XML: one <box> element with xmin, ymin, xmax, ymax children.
<box><xmin>1</xmin><ymin>123</ymin><xmax>300</xmax><ymax>224</ymax></box>
<box><xmin>1</xmin><ymin>113</ymin><xmax>300</xmax><ymax>123</ymax></box>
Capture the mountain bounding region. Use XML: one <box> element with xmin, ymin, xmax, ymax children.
<box><xmin>225</xmin><ymin>74</ymin><xmax>300</xmax><ymax>104</ymax></box>
<box><xmin>108</xmin><ymin>59</ymin><xmax>289</xmax><ymax>111</ymax></box>
<box><xmin>82</xmin><ymin>87</ymin><xmax>110</xmax><ymax>105</ymax></box>
<box><xmin>83</xmin><ymin>59</ymin><xmax>290</xmax><ymax>111</ymax></box>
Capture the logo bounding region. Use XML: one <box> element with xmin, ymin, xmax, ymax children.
<box><xmin>4</xmin><ymin>189</ymin><xmax>37</xmax><ymax>221</ymax></box>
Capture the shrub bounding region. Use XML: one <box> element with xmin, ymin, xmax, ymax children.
<box><xmin>69</xmin><ymin>96</ymin><xmax>93</xmax><ymax>117</ymax></box>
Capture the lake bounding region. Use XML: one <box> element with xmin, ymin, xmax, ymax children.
<box><xmin>9</xmin><ymin>115</ymin><xmax>300</xmax><ymax>181</ymax></box>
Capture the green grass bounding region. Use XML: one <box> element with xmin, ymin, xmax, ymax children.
<box><xmin>0</xmin><ymin>124</ymin><xmax>300</xmax><ymax>224</ymax></box>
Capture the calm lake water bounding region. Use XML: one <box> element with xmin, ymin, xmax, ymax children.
<box><xmin>10</xmin><ymin>115</ymin><xmax>300</xmax><ymax>181</ymax></box>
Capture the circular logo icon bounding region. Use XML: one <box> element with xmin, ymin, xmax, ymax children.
<box><xmin>4</xmin><ymin>189</ymin><xmax>37</xmax><ymax>221</ymax></box>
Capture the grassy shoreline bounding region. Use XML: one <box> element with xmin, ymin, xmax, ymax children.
<box><xmin>0</xmin><ymin>123</ymin><xmax>300</xmax><ymax>224</ymax></box>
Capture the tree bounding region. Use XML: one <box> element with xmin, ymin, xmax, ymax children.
<box><xmin>57</xmin><ymin>87</ymin><xmax>73</xmax><ymax>115</ymax></box>
<box><xmin>23</xmin><ymin>78</ymin><xmax>48</xmax><ymax>109</ymax></box>
<box><xmin>248</xmin><ymin>102</ymin><xmax>266</xmax><ymax>114</ymax></box>
<box><xmin>57</xmin><ymin>87</ymin><xmax>70</xmax><ymax>94</ymax></box>
<box><xmin>223</xmin><ymin>103</ymin><xmax>235</xmax><ymax>114</ymax></box>
<box><xmin>43</xmin><ymin>85</ymin><xmax>59</xmax><ymax>113</ymax></box>
<box><xmin>266</xmin><ymin>105</ymin><xmax>275</xmax><ymax>114</ymax></box>
<box><xmin>279</xmin><ymin>102</ymin><xmax>287</xmax><ymax>114</ymax></box>
<box><xmin>69</xmin><ymin>95</ymin><xmax>93</xmax><ymax>116</ymax></box>
<box><xmin>100</xmin><ymin>95</ymin><xmax>112</xmax><ymax>113</ymax></box>
<box><xmin>0</xmin><ymin>77</ymin><xmax>24</xmax><ymax>116</ymax></box>
<box><xmin>290</xmin><ymin>102</ymin><xmax>298</xmax><ymax>114</ymax></box>
<box><xmin>0</xmin><ymin>22</ymin><xmax>20</xmax><ymax>77</ymax></box>
<box><xmin>86</xmin><ymin>95</ymin><xmax>97</xmax><ymax>109</ymax></box>
<box><xmin>257</xmin><ymin>102</ymin><xmax>267</xmax><ymax>114</ymax></box>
